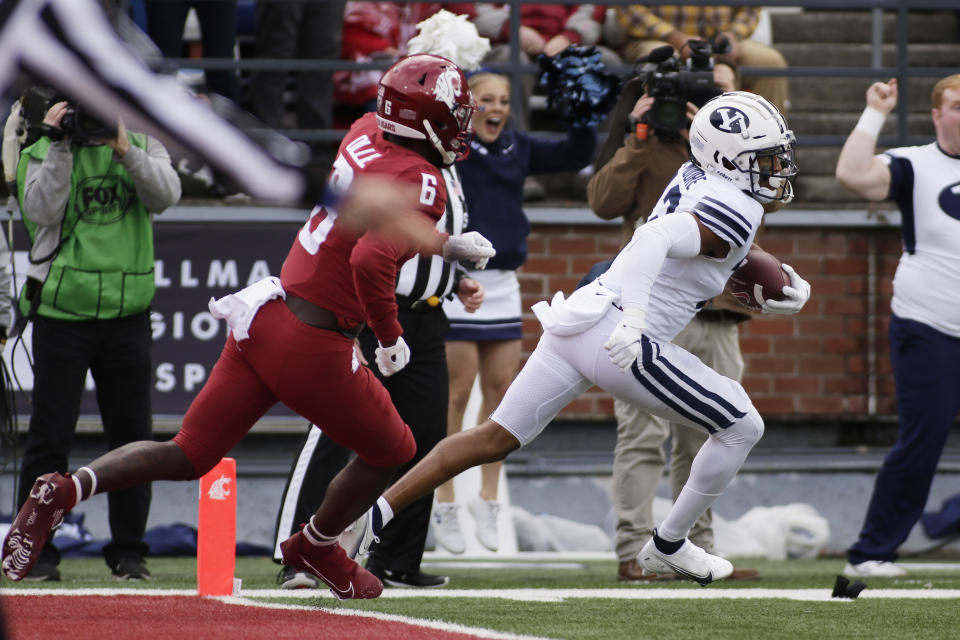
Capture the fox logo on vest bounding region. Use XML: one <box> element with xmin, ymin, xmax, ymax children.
<box><xmin>76</xmin><ymin>175</ymin><xmax>135</xmax><ymax>224</ymax></box>
<box><xmin>709</xmin><ymin>107</ymin><xmax>750</xmax><ymax>135</ymax></box>
<box><xmin>207</xmin><ymin>475</ymin><xmax>232</xmax><ymax>501</ymax></box>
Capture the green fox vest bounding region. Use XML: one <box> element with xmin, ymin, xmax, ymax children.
<box><xmin>18</xmin><ymin>134</ymin><xmax>156</xmax><ymax>320</ymax></box>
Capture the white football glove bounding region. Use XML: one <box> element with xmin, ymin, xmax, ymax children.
<box><xmin>442</xmin><ymin>231</ymin><xmax>496</xmax><ymax>269</ymax></box>
<box><xmin>761</xmin><ymin>264</ymin><xmax>811</xmax><ymax>315</ymax></box>
<box><xmin>375</xmin><ymin>336</ymin><xmax>411</xmax><ymax>377</ymax></box>
<box><xmin>603</xmin><ymin>307</ymin><xmax>647</xmax><ymax>373</ymax></box>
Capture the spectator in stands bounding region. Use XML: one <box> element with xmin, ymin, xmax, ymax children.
<box><xmin>473</xmin><ymin>3</ymin><xmax>617</xmax><ymax>129</ymax></box>
<box><xmin>332</xmin><ymin>3</ymin><xmax>459</xmax><ymax>126</ymax></box>
<box><xmin>587</xmin><ymin>55</ymin><xmax>758</xmax><ymax>582</ymax></box>
<box><xmin>248</xmin><ymin>0</ymin><xmax>347</xmax><ymax>135</ymax></box>
<box><xmin>612</xmin><ymin>5</ymin><xmax>788</xmax><ymax>113</ymax></box>
<box><xmin>836</xmin><ymin>75</ymin><xmax>960</xmax><ymax>578</ymax></box>
<box><xmin>434</xmin><ymin>71</ymin><xmax>597</xmax><ymax>554</ymax></box>
<box><xmin>470</xmin><ymin>4</ymin><xmax>616</xmax><ymax>200</ymax></box>
<box><xmin>144</xmin><ymin>1</ymin><xmax>239</xmax><ymax>101</ymax></box>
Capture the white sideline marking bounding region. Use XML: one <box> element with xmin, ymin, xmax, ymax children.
<box><xmin>219</xmin><ymin>595</ymin><xmax>555</xmax><ymax>640</ymax></box>
<box><xmin>7</xmin><ymin>587</ymin><xmax>960</xmax><ymax>602</ymax></box>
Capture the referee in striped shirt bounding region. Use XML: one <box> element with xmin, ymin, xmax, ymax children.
<box><xmin>273</xmin><ymin>164</ymin><xmax>484</xmax><ymax>589</ymax></box>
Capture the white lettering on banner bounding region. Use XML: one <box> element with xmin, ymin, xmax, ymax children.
<box><xmin>346</xmin><ymin>135</ymin><xmax>382</xmax><ymax>169</ymax></box>
<box><xmin>172</xmin><ymin>312</ymin><xmax>184</xmax><ymax>339</ymax></box>
<box><xmin>184</xmin><ymin>363</ymin><xmax>206</xmax><ymax>392</ymax></box>
<box><xmin>191</xmin><ymin>312</ymin><xmax>220</xmax><ymax>341</ymax></box>
<box><xmin>154</xmin><ymin>259</ymin><xmax>280</xmax><ymax>288</ymax></box>
<box><xmin>207</xmin><ymin>260</ymin><xmax>239</xmax><ymax>288</ymax></box>
<box><xmin>155</xmin><ymin>363</ymin><xmax>175</xmax><ymax>392</ymax></box>
<box><xmin>151</xmin><ymin>311</ymin><xmax>225</xmax><ymax>341</ymax></box>
<box><xmin>154</xmin><ymin>362</ymin><xmax>212</xmax><ymax>393</ymax></box>
<box><xmin>247</xmin><ymin>260</ymin><xmax>271</xmax><ymax>284</ymax></box>
<box><xmin>155</xmin><ymin>260</ymin><xmax>172</xmax><ymax>287</ymax></box>
<box><xmin>208</xmin><ymin>476</ymin><xmax>232</xmax><ymax>500</ymax></box>
<box><xmin>181</xmin><ymin>260</ymin><xmax>199</xmax><ymax>287</ymax></box>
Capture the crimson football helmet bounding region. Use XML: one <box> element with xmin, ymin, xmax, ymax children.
<box><xmin>376</xmin><ymin>54</ymin><xmax>474</xmax><ymax>165</ymax></box>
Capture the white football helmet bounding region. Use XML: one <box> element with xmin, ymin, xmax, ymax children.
<box><xmin>689</xmin><ymin>91</ymin><xmax>797</xmax><ymax>203</ymax></box>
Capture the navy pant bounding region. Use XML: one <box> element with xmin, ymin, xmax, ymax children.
<box><xmin>847</xmin><ymin>314</ymin><xmax>960</xmax><ymax>564</ymax></box>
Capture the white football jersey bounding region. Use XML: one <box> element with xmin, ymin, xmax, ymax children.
<box><xmin>882</xmin><ymin>144</ymin><xmax>960</xmax><ymax>338</ymax></box>
<box><xmin>602</xmin><ymin>162</ymin><xmax>765</xmax><ymax>341</ymax></box>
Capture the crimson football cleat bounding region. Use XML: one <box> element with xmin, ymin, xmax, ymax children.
<box><xmin>2</xmin><ymin>472</ymin><xmax>77</xmax><ymax>581</ymax></box>
<box><xmin>280</xmin><ymin>530</ymin><xmax>382</xmax><ymax>600</ymax></box>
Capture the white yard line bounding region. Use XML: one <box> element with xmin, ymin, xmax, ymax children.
<box><xmin>219</xmin><ymin>595</ymin><xmax>557</xmax><ymax>640</ymax></box>
<box><xmin>6</xmin><ymin>587</ymin><xmax>960</xmax><ymax>601</ymax></box>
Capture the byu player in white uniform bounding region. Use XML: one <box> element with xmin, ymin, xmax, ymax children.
<box><xmin>347</xmin><ymin>92</ymin><xmax>811</xmax><ymax>585</ymax></box>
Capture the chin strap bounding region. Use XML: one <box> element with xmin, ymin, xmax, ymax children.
<box><xmin>423</xmin><ymin>120</ymin><xmax>456</xmax><ymax>165</ymax></box>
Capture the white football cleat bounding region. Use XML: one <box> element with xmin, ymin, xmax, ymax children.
<box><xmin>340</xmin><ymin>508</ymin><xmax>380</xmax><ymax>559</ymax></box>
<box><xmin>843</xmin><ymin>560</ymin><xmax>906</xmax><ymax>578</ymax></box>
<box><xmin>468</xmin><ymin>497</ymin><xmax>501</xmax><ymax>552</ymax></box>
<box><xmin>639</xmin><ymin>536</ymin><xmax>733</xmax><ymax>586</ymax></box>
<box><xmin>432</xmin><ymin>502</ymin><xmax>466</xmax><ymax>554</ymax></box>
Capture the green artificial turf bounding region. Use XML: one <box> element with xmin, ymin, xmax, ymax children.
<box><xmin>4</xmin><ymin>556</ymin><xmax>959</xmax><ymax>640</ymax></box>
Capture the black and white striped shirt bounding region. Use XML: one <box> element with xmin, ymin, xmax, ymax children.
<box><xmin>0</xmin><ymin>0</ymin><xmax>305</xmax><ymax>202</ymax></box>
<box><xmin>394</xmin><ymin>164</ymin><xmax>468</xmax><ymax>306</ymax></box>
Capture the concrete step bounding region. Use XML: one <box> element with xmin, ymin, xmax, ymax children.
<box><xmin>793</xmin><ymin>175</ymin><xmax>865</xmax><ymax>204</ymax></box>
<box><xmin>770</xmin><ymin>9</ymin><xmax>959</xmax><ymax>44</ymax></box>
<box><xmin>788</xmin><ymin>110</ymin><xmax>934</xmax><ymax>138</ymax></box>
<box><xmin>786</xmin><ymin>76</ymin><xmax>940</xmax><ymax>113</ymax></box>
<box><xmin>778</xmin><ymin>42</ymin><xmax>960</xmax><ymax>68</ymax></box>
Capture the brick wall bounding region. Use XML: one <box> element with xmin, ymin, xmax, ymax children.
<box><xmin>519</xmin><ymin>223</ymin><xmax>903</xmax><ymax>422</ymax></box>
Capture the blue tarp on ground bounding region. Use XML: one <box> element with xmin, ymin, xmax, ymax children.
<box><xmin>0</xmin><ymin>512</ymin><xmax>271</xmax><ymax>557</ymax></box>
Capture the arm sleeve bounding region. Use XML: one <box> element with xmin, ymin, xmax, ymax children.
<box><xmin>617</xmin><ymin>6</ymin><xmax>674</xmax><ymax>40</ymax></box>
<box><xmin>119</xmin><ymin>136</ymin><xmax>181</xmax><ymax>213</ymax></box>
<box><xmin>21</xmin><ymin>140</ymin><xmax>73</xmax><ymax>227</ymax></box>
<box><xmin>0</xmin><ymin>224</ymin><xmax>13</xmax><ymax>330</ymax></box>
<box><xmin>528</xmin><ymin>126</ymin><xmax>597</xmax><ymax>175</ymax></box>
<box><xmin>587</xmin><ymin>136</ymin><xmax>658</xmax><ymax>220</ymax></box>
<box><xmin>350</xmin><ymin>232</ymin><xmax>407</xmax><ymax>344</ymax></box>
<box><xmin>618</xmin><ymin>211</ymin><xmax>701</xmax><ymax>311</ymax></box>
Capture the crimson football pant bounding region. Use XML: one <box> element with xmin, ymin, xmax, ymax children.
<box><xmin>174</xmin><ymin>299</ymin><xmax>415</xmax><ymax>477</ymax></box>
<box><xmin>273</xmin><ymin>305</ymin><xmax>449</xmax><ymax>574</ymax></box>
<box><xmin>847</xmin><ymin>314</ymin><xmax>960</xmax><ymax>564</ymax></box>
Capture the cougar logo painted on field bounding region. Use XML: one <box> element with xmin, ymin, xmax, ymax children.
<box><xmin>432</xmin><ymin>68</ymin><xmax>463</xmax><ymax>110</ymax></box>
<box><xmin>207</xmin><ymin>475</ymin><xmax>232</xmax><ymax>500</ymax></box>
<box><xmin>710</xmin><ymin>107</ymin><xmax>750</xmax><ymax>134</ymax></box>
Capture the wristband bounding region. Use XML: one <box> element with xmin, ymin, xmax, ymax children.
<box><xmin>854</xmin><ymin>106</ymin><xmax>886</xmax><ymax>139</ymax></box>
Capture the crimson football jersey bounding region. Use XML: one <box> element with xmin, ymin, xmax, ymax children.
<box><xmin>281</xmin><ymin>113</ymin><xmax>447</xmax><ymax>343</ymax></box>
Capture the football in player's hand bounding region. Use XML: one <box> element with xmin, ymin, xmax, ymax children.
<box><xmin>729</xmin><ymin>248</ymin><xmax>791</xmax><ymax>310</ymax></box>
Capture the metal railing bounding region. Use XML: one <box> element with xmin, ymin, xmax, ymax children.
<box><xmin>133</xmin><ymin>0</ymin><xmax>960</xmax><ymax>148</ymax></box>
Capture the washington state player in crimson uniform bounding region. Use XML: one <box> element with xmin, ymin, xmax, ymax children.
<box><xmin>2</xmin><ymin>54</ymin><xmax>495</xmax><ymax>599</ymax></box>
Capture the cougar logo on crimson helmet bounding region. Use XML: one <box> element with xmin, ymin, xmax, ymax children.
<box><xmin>433</xmin><ymin>68</ymin><xmax>463</xmax><ymax>110</ymax></box>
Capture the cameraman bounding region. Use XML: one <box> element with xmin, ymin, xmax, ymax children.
<box><xmin>14</xmin><ymin>94</ymin><xmax>180</xmax><ymax>581</ymax></box>
<box><xmin>586</xmin><ymin>55</ymin><xmax>757</xmax><ymax>583</ymax></box>
<box><xmin>612</xmin><ymin>5</ymin><xmax>787</xmax><ymax>113</ymax></box>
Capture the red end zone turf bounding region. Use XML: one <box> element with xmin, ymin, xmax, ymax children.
<box><xmin>5</xmin><ymin>595</ymin><xmax>490</xmax><ymax>640</ymax></box>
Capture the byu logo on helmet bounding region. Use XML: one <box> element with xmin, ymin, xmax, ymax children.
<box><xmin>710</xmin><ymin>107</ymin><xmax>750</xmax><ymax>134</ymax></box>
